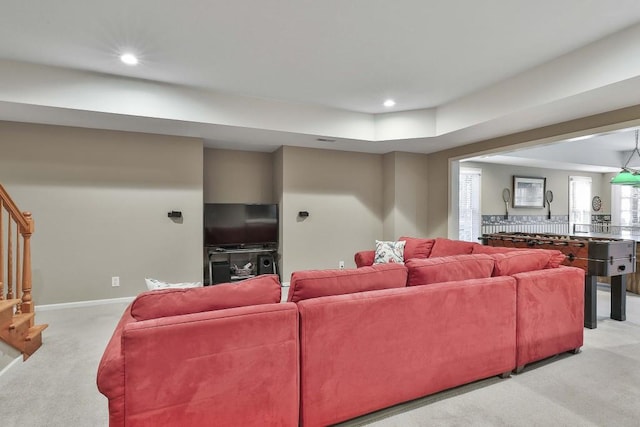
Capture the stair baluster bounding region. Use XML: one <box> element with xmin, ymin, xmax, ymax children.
<box><xmin>7</xmin><ymin>216</ymin><xmax>13</xmax><ymax>300</ymax></box>
<box><xmin>15</xmin><ymin>224</ymin><xmax>22</xmax><ymax>315</ymax></box>
<box><xmin>20</xmin><ymin>213</ymin><xmax>33</xmax><ymax>314</ymax></box>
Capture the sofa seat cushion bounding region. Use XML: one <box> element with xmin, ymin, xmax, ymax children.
<box><xmin>406</xmin><ymin>254</ymin><xmax>494</xmax><ymax>286</ymax></box>
<box><xmin>130</xmin><ymin>274</ymin><xmax>282</xmax><ymax>321</ymax></box>
<box><xmin>430</xmin><ymin>238</ymin><xmax>479</xmax><ymax>257</ymax></box>
<box><xmin>287</xmin><ymin>263</ymin><xmax>408</xmax><ymax>303</ymax></box>
<box><xmin>491</xmin><ymin>250</ymin><xmax>553</xmax><ymax>276</ymax></box>
<box><xmin>399</xmin><ymin>236</ymin><xmax>435</xmax><ymax>260</ymax></box>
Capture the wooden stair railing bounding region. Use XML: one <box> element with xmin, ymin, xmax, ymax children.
<box><xmin>0</xmin><ymin>184</ymin><xmax>47</xmax><ymax>360</ymax></box>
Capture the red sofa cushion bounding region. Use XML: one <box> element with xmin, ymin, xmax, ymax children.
<box><xmin>130</xmin><ymin>274</ymin><xmax>282</xmax><ymax>321</ymax></box>
<box><xmin>399</xmin><ymin>236</ymin><xmax>435</xmax><ymax>259</ymax></box>
<box><xmin>354</xmin><ymin>250</ymin><xmax>375</xmax><ymax>267</ymax></box>
<box><xmin>287</xmin><ymin>263</ymin><xmax>408</xmax><ymax>303</ymax></box>
<box><xmin>491</xmin><ymin>250</ymin><xmax>552</xmax><ymax>276</ymax></box>
<box><xmin>472</xmin><ymin>245</ymin><xmax>566</xmax><ymax>269</ymax></box>
<box><xmin>544</xmin><ymin>250</ymin><xmax>566</xmax><ymax>268</ymax></box>
<box><xmin>296</xmin><ymin>276</ymin><xmax>517</xmax><ymax>426</ymax></box>
<box><xmin>405</xmin><ymin>254</ymin><xmax>494</xmax><ymax>286</ymax></box>
<box><xmin>430</xmin><ymin>238</ymin><xmax>479</xmax><ymax>257</ymax></box>
<box><xmin>472</xmin><ymin>245</ymin><xmax>519</xmax><ymax>254</ymax></box>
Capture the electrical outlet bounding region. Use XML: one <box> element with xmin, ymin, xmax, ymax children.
<box><xmin>339</xmin><ymin>261</ymin><xmax>345</xmax><ymax>269</ymax></box>
<box><xmin>112</xmin><ymin>276</ymin><xmax>120</xmax><ymax>287</ymax></box>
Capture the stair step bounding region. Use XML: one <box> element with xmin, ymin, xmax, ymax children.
<box><xmin>23</xmin><ymin>330</ymin><xmax>43</xmax><ymax>359</ymax></box>
<box><xmin>0</xmin><ymin>299</ymin><xmax>21</xmax><ymax>325</ymax></box>
<box><xmin>25</xmin><ymin>324</ymin><xmax>48</xmax><ymax>341</ymax></box>
<box><xmin>9</xmin><ymin>312</ymin><xmax>34</xmax><ymax>331</ymax></box>
<box><xmin>0</xmin><ymin>299</ymin><xmax>21</xmax><ymax>312</ymax></box>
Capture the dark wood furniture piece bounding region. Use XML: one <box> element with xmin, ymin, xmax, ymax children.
<box><xmin>481</xmin><ymin>232</ymin><xmax>636</xmax><ymax>329</ymax></box>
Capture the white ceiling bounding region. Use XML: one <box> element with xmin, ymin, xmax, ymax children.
<box><xmin>2</xmin><ymin>1</ymin><xmax>640</xmax><ymax>159</ymax></box>
<box><xmin>466</xmin><ymin>126</ymin><xmax>640</xmax><ymax>172</ymax></box>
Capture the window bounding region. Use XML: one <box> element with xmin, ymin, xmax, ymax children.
<box><xmin>459</xmin><ymin>167</ymin><xmax>481</xmax><ymax>242</ymax></box>
<box><xmin>613</xmin><ymin>185</ymin><xmax>640</xmax><ymax>226</ymax></box>
<box><xmin>569</xmin><ymin>176</ymin><xmax>592</xmax><ymax>232</ymax></box>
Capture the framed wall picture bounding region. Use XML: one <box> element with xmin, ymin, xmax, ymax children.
<box><xmin>513</xmin><ymin>176</ymin><xmax>546</xmax><ymax>208</ymax></box>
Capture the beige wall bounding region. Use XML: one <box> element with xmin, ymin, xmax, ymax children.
<box><xmin>427</xmin><ymin>104</ymin><xmax>640</xmax><ymax>237</ymax></box>
<box><xmin>0</xmin><ymin>122</ymin><xmax>203</xmax><ymax>305</ymax></box>
<box><xmin>383</xmin><ymin>152</ymin><xmax>429</xmax><ymax>239</ymax></box>
<box><xmin>463</xmin><ymin>161</ymin><xmax>605</xmax><ymax>216</ymax></box>
<box><xmin>279</xmin><ymin>146</ymin><xmax>383</xmax><ymax>280</ymax></box>
<box><xmin>274</xmin><ymin>147</ymin><xmax>284</xmax><ymax>272</ymax></box>
<box><xmin>203</xmin><ymin>148</ymin><xmax>274</xmax><ymax>203</ymax></box>
<box><xmin>203</xmin><ymin>147</ymin><xmax>430</xmax><ymax>280</ymax></box>
<box><xmin>8</xmin><ymin>103</ymin><xmax>631</xmax><ymax>303</ymax></box>
<box><xmin>382</xmin><ymin>153</ymin><xmax>396</xmax><ymax>239</ymax></box>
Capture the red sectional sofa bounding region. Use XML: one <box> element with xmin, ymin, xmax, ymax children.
<box><xmin>97</xmin><ymin>237</ymin><xmax>585</xmax><ymax>426</ymax></box>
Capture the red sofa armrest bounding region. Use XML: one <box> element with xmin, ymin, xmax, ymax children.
<box><xmin>354</xmin><ymin>250</ymin><xmax>375</xmax><ymax>267</ymax></box>
<box><xmin>513</xmin><ymin>266</ymin><xmax>584</xmax><ymax>369</ymax></box>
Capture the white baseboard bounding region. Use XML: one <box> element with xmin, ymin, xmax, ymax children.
<box><xmin>35</xmin><ymin>296</ymin><xmax>135</xmax><ymax>312</ymax></box>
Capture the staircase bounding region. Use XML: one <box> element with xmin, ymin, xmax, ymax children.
<box><xmin>0</xmin><ymin>184</ymin><xmax>47</xmax><ymax>360</ymax></box>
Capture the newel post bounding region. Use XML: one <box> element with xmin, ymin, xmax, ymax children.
<box><xmin>20</xmin><ymin>212</ymin><xmax>34</xmax><ymax>314</ymax></box>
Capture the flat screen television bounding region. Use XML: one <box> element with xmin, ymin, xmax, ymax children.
<box><xmin>204</xmin><ymin>203</ymin><xmax>278</xmax><ymax>248</ymax></box>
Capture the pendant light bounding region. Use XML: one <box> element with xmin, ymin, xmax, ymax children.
<box><xmin>611</xmin><ymin>130</ymin><xmax>640</xmax><ymax>185</ymax></box>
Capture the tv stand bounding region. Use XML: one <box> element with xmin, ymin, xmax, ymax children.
<box><xmin>205</xmin><ymin>246</ymin><xmax>278</xmax><ymax>285</ymax></box>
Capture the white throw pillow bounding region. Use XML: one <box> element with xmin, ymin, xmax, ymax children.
<box><xmin>374</xmin><ymin>240</ymin><xmax>406</xmax><ymax>264</ymax></box>
<box><xmin>145</xmin><ymin>278</ymin><xmax>203</xmax><ymax>291</ymax></box>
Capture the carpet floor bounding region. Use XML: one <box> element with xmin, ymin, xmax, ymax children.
<box><xmin>0</xmin><ymin>286</ymin><xmax>638</xmax><ymax>426</ymax></box>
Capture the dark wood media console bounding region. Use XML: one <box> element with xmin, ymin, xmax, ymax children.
<box><xmin>204</xmin><ymin>246</ymin><xmax>278</xmax><ymax>285</ymax></box>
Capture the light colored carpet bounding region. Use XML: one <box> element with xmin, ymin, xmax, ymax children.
<box><xmin>0</xmin><ymin>287</ymin><xmax>638</xmax><ymax>426</ymax></box>
<box><xmin>0</xmin><ymin>302</ymin><xmax>129</xmax><ymax>427</ymax></box>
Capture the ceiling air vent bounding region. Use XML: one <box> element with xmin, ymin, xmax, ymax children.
<box><xmin>316</xmin><ymin>138</ymin><xmax>336</xmax><ymax>143</ymax></box>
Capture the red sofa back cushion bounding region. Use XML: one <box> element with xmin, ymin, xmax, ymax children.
<box><xmin>471</xmin><ymin>245</ymin><xmax>518</xmax><ymax>254</ymax></box>
<box><xmin>399</xmin><ymin>236</ymin><xmax>435</xmax><ymax>259</ymax></box>
<box><xmin>491</xmin><ymin>250</ymin><xmax>553</xmax><ymax>276</ymax></box>
<box><xmin>472</xmin><ymin>245</ymin><xmax>566</xmax><ymax>268</ymax></box>
<box><xmin>287</xmin><ymin>263</ymin><xmax>408</xmax><ymax>303</ymax></box>
<box><xmin>405</xmin><ymin>254</ymin><xmax>494</xmax><ymax>286</ymax></box>
<box><xmin>430</xmin><ymin>238</ymin><xmax>479</xmax><ymax>257</ymax></box>
<box><xmin>130</xmin><ymin>274</ymin><xmax>282</xmax><ymax>321</ymax></box>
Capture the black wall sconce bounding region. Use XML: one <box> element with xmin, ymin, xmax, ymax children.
<box><xmin>168</xmin><ymin>211</ymin><xmax>182</xmax><ymax>219</ymax></box>
<box><xmin>298</xmin><ymin>211</ymin><xmax>309</xmax><ymax>218</ymax></box>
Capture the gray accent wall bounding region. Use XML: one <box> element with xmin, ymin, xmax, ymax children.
<box><xmin>0</xmin><ymin>122</ymin><xmax>203</xmax><ymax>305</ymax></box>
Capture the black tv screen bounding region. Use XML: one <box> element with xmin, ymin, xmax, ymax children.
<box><xmin>204</xmin><ymin>203</ymin><xmax>278</xmax><ymax>247</ymax></box>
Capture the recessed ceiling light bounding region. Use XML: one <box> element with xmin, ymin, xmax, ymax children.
<box><xmin>120</xmin><ymin>53</ymin><xmax>139</xmax><ymax>66</ymax></box>
<box><xmin>383</xmin><ymin>99</ymin><xmax>396</xmax><ymax>107</ymax></box>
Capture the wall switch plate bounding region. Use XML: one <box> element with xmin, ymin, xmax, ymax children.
<box><xmin>339</xmin><ymin>261</ymin><xmax>345</xmax><ymax>269</ymax></box>
<box><xmin>112</xmin><ymin>276</ymin><xmax>120</xmax><ymax>287</ymax></box>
